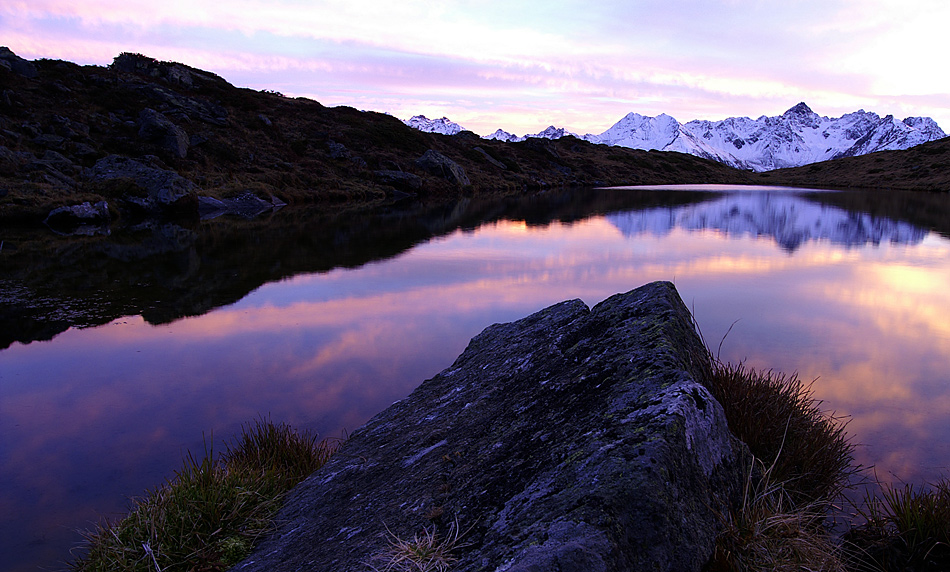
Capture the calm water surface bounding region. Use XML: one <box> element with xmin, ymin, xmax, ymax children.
<box><xmin>2</xmin><ymin>185</ymin><xmax>950</xmax><ymax>570</ymax></box>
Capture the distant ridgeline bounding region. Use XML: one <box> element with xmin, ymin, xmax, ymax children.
<box><xmin>405</xmin><ymin>103</ymin><xmax>947</xmax><ymax>172</ymax></box>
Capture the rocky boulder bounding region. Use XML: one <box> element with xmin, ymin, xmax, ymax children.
<box><xmin>374</xmin><ymin>169</ymin><xmax>423</xmax><ymax>194</ymax></box>
<box><xmin>0</xmin><ymin>46</ymin><xmax>38</xmax><ymax>78</ymax></box>
<box><xmin>88</xmin><ymin>155</ymin><xmax>196</xmax><ymax>214</ymax></box>
<box><xmin>43</xmin><ymin>201</ymin><xmax>110</xmax><ymax>235</ymax></box>
<box><xmin>197</xmin><ymin>193</ymin><xmax>286</xmax><ymax>220</ymax></box>
<box><xmin>415</xmin><ymin>149</ymin><xmax>471</xmax><ymax>186</ymax></box>
<box><xmin>235</xmin><ymin>281</ymin><xmax>747</xmax><ymax>572</ymax></box>
<box><xmin>0</xmin><ymin>145</ymin><xmax>20</xmax><ymax>176</ymax></box>
<box><xmin>138</xmin><ymin>108</ymin><xmax>189</xmax><ymax>158</ymax></box>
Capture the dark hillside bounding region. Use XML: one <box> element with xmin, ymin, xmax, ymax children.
<box><xmin>758</xmin><ymin>136</ymin><xmax>950</xmax><ymax>192</ymax></box>
<box><xmin>0</xmin><ymin>49</ymin><xmax>754</xmax><ymax>225</ymax></box>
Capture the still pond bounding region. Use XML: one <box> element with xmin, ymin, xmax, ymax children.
<box><xmin>2</xmin><ymin>185</ymin><xmax>949</xmax><ymax>571</ymax></box>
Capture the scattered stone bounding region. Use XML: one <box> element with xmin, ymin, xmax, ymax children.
<box><xmin>415</xmin><ymin>149</ymin><xmax>471</xmax><ymax>186</ymax></box>
<box><xmin>257</xmin><ymin>114</ymin><xmax>273</xmax><ymax>127</ymax></box>
<box><xmin>0</xmin><ymin>47</ymin><xmax>38</xmax><ymax>79</ymax></box>
<box><xmin>236</xmin><ymin>281</ymin><xmax>747</xmax><ymax>572</ymax></box>
<box><xmin>137</xmin><ymin>108</ymin><xmax>189</xmax><ymax>158</ymax></box>
<box><xmin>50</xmin><ymin>115</ymin><xmax>90</xmax><ymax>139</ymax></box>
<box><xmin>473</xmin><ymin>146</ymin><xmax>507</xmax><ymax>169</ymax></box>
<box><xmin>132</xmin><ymin>84</ymin><xmax>229</xmax><ymax>126</ymax></box>
<box><xmin>26</xmin><ymin>158</ymin><xmax>75</xmax><ymax>189</ymax></box>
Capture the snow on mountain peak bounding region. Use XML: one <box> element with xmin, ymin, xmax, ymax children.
<box><xmin>402</xmin><ymin>115</ymin><xmax>464</xmax><ymax>135</ymax></box>
<box><xmin>402</xmin><ymin>104</ymin><xmax>946</xmax><ymax>172</ymax></box>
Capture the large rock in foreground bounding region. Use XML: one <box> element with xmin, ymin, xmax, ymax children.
<box><xmin>236</xmin><ymin>281</ymin><xmax>747</xmax><ymax>572</ymax></box>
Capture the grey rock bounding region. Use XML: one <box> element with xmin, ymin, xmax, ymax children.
<box><xmin>89</xmin><ymin>155</ymin><xmax>196</xmax><ymax>213</ymax></box>
<box><xmin>474</xmin><ymin>146</ymin><xmax>507</xmax><ymax>169</ymax></box>
<box><xmin>134</xmin><ymin>84</ymin><xmax>229</xmax><ymax>126</ymax></box>
<box><xmin>41</xmin><ymin>150</ymin><xmax>77</xmax><ymax>174</ymax></box>
<box><xmin>415</xmin><ymin>149</ymin><xmax>471</xmax><ymax>186</ymax></box>
<box><xmin>26</xmin><ymin>157</ymin><xmax>76</xmax><ymax>189</ymax></box>
<box><xmin>0</xmin><ymin>145</ymin><xmax>19</xmax><ymax>175</ymax></box>
<box><xmin>32</xmin><ymin>133</ymin><xmax>65</xmax><ymax>149</ymax></box>
<box><xmin>326</xmin><ymin>140</ymin><xmax>350</xmax><ymax>159</ymax></box>
<box><xmin>69</xmin><ymin>142</ymin><xmax>99</xmax><ymax>159</ymax></box>
<box><xmin>374</xmin><ymin>169</ymin><xmax>423</xmax><ymax>193</ymax></box>
<box><xmin>138</xmin><ymin>108</ymin><xmax>189</xmax><ymax>158</ymax></box>
<box><xmin>197</xmin><ymin>193</ymin><xmax>285</xmax><ymax>220</ymax></box>
<box><xmin>44</xmin><ymin>201</ymin><xmax>111</xmax><ymax>235</ymax></box>
<box><xmin>50</xmin><ymin>114</ymin><xmax>90</xmax><ymax>139</ymax></box>
<box><xmin>111</xmin><ymin>52</ymin><xmax>218</xmax><ymax>89</ymax></box>
<box><xmin>0</xmin><ymin>47</ymin><xmax>38</xmax><ymax>78</ymax></box>
<box><xmin>235</xmin><ymin>281</ymin><xmax>746</xmax><ymax>572</ymax></box>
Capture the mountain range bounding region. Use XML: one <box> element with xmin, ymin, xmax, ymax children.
<box><xmin>404</xmin><ymin>104</ymin><xmax>946</xmax><ymax>172</ymax></box>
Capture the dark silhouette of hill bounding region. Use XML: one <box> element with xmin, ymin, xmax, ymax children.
<box><xmin>0</xmin><ymin>49</ymin><xmax>754</xmax><ymax>225</ymax></box>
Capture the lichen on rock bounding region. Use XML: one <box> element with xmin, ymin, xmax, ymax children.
<box><xmin>235</xmin><ymin>281</ymin><xmax>747</xmax><ymax>572</ymax></box>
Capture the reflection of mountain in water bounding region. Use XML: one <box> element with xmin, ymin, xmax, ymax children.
<box><xmin>607</xmin><ymin>193</ymin><xmax>928</xmax><ymax>251</ymax></box>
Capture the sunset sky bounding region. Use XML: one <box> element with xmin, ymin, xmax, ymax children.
<box><xmin>3</xmin><ymin>0</ymin><xmax>948</xmax><ymax>136</ymax></box>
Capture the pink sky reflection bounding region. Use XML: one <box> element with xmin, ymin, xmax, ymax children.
<box><xmin>3</xmin><ymin>209</ymin><xmax>950</xmax><ymax>570</ymax></box>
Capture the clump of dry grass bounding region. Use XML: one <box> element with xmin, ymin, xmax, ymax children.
<box><xmin>701</xmin><ymin>360</ymin><xmax>856</xmax><ymax>572</ymax></box>
<box><xmin>845</xmin><ymin>478</ymin><xmax>950</xmax><ymax>571</ymax></box>
<box><xmin>705</xmin><ymin>361</ymin><xmax>855</xmax><ymax>506</ymax></box>
<box><xmin>71</xmin><ymin>418</ymin><xmax>338</xmax><ymax>572</ymax></box>
<box><xmin>708</xmin><ymin>458</ymin><xmax>847</xmax><ymax>572</ymax></box>
<box><xmin>369</xmin><ymin>518</ymin><xmax>470</xmax><ymax>572</ymax></box>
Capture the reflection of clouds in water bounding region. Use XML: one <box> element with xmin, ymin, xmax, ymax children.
<box><xmin>606</xmin><ymin>193</ymin><xmax>928</xmax><ymax>251</ymax></box>
<box><xmin>3</xmin><ymin>210</ymin><xmax>950</xmax><ymax>570</ymax></box>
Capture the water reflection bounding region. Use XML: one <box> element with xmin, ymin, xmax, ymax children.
<box><xmin>607</xmin><ymin>191</ymin><xmax>927</xmax><ymax>251</ymax></box>
<box><xmin>2</xmin><ymin>186</ymin><xmax>950</xmax><ymax>571</ymax></box>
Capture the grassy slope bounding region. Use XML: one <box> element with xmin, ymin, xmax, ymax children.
<box><xmin>0</xmin><ymin>53</ymin><xmax>754</xmax><ymax>224</ymax></box>
<box><xmin>756</xmin><ymin>136</ymin><xmax>950</xmax><ymax>192</ymax></box>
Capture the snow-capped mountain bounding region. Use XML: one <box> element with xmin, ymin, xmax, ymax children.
<box><xmin>484</xmin><ymin>128</ymin><xmax>522</xmax><ymax>142</ymax></box>
<box><xmin>402</xmin><ymin>115</ymin><xmax>464</xmax><ymax>135</ymax></box>
<box><xmin>584</xmin><ymin>103</ymin><xmax>946</xmax><ymax>171</ymax></box>
<box><xmin>403</xmin><ymin>104</ymin><xmax>945</xmax><ymax>172</ymax></box>
<box><xmin>606</xmin><ymin>191</ymin><xmax>927</xmax><ymax>252</ymax></box>
<box><xmin>482</xmin><ymin>125</ymin><xmax>578</xmax><ymax>142</ymax></box>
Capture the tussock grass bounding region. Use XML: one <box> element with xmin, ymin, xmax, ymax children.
<box><xmin>708</xmin><ymin>458</ymin><xmax>847</xmax><ymax>572</ymax></box>
<box><xmin>71</xmin><ymin>419</ymin><xmax>338</xmax><ymax>572</ymax></box>
<box><xmin>705</xmin><ymin>361</ymin><xmax>855</xmax><ymax>506</ymax></box>
<box><xmin>844</xmin><ymin>478</ymin><xmax>950</xmax><ymax>571</ymax></box>
<box><xmin>702</xmin><ymin>360</ymin><xmax>856</xmax><ymax>572</ymax></box>
<box><xmin>369</xmin><ymin>518</ymin><xmax>469</xmax><ymax>572</ymax></box>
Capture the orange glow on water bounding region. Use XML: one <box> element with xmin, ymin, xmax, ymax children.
<box><xmin>4</xmin><ymin>191</ymin><xmax>950</xmax><ymax>571</ymax></box>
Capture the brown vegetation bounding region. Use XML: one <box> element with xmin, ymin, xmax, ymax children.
<box><xmin>0</xmin><ymin>52</ymin><xmax>754</xmax><ymax>224</ymax></box>
<box><xmin>759</xmin><ymin>137</ymin><xmax>950</xmax><ymax>192</ymax></box>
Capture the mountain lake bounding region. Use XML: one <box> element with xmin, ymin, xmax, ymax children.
<box><xmin>2</xmin><ymin>184</ymin><xmax>949</xmax><ymax>571</ymax></box>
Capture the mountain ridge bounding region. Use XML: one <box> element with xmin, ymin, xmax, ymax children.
<box><xmin>404</xmin><ymin>103</ymin><xmax>946</xmax><ymax>172</ymax></box>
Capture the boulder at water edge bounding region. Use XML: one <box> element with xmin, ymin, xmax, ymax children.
<box><xmin>235</xmin><ymin>281</ymin><xmax>748</xmax><ymax>572</ymax></box>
